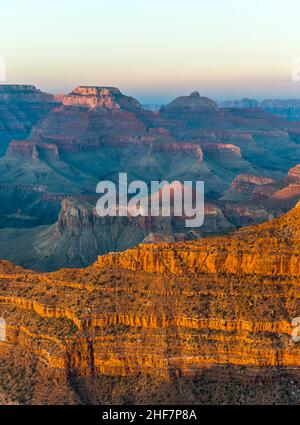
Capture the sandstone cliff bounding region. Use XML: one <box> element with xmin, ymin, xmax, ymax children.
<box><xmin>62</xmin><ymin>86</ymin><xmax>142</xmax><ymax>112</ymax></box>
<box><xmin>1</xmin><ymin>204</ymin><xmax>300</xmax><ymax>404</ymax></box>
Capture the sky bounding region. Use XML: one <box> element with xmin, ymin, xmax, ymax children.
<box><xmin>1</xmin><ymin>0</ymin><xmax>300</xmax><ymax>103</ymax></box>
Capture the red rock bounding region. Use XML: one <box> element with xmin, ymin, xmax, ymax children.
<box><xmin>288</xmin><ymin>164</ymin><xmax>300</xmax><ymax>182</ymax></box>
<box><xmin>61</xmin><ymin>86</ymin><xmax>142</xmax><ymax>112</ymax></box>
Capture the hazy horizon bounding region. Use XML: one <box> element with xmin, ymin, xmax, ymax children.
<box><xmin>1</xmin><ymin>0</ymin><xmax>300</xmax><ymax>103</ymax></box>
<box><xmin>2</xmin><ymin>82</ymin><xmax>300</xmax><ymax>106</ymax></box>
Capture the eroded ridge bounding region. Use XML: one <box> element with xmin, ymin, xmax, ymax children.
<box><xmin>1</xmin><ymin>204</ymin><xmax>300</xmax><ymax>403</ymax></box>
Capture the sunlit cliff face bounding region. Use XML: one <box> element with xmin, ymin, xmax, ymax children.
<box><xmin>1</xmin><ymin>202</ymin><xmax>300</xmax><ymax>403</ymax></box>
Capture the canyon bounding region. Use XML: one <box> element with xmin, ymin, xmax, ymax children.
<box><xmin>0</xmin><ymin>85</ymin><xmax>300</xmax><ymax>270</ymax></box>
<box><xmin>1</xmin><ymin>203</ymin><xmax>300</xmax><ymax>403</ymax></box>
<box><xmin>1</xmin><ymin>84</ymin><xmax>300</xmax><ymax>404</ymax></box>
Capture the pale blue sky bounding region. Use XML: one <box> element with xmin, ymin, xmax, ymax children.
<box><xmin>1</xmin><ymin>0</ymin><xmax>300</xmax><ymax>102</ymax></box>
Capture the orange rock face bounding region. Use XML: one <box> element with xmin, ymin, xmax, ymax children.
<box><xmin>97</xmin><ymin>201</ymin><xmax>300</xmax><ymax>276</ymax></box>
<box><xmin>1</xmin><ymin>203</ymin><xmax>300</xmax><ymax>403</ymax></box>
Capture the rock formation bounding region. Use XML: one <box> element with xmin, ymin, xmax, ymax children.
<box><xmin>288</xmin><ymin>164</ymin><xmax>300</xmax><ymax>182</ymax></box>
<box><xmin>0</xmin><ymin>196</ymin><xmax>234</xmax><ymax>271</ymax></box>
<box><xmin>97</xmin><ymin>200</ymin><xmax>300</xmax><ymax>275</ymax></box>
<box><xmin>222</xmin><ymin>174</ymin><xmax>278</xmax><ymax>201</ymax></box>
<box><xmin>220</xmin><ymin>98</ymin><xmax>300</xmax><ymax>121</ymax></box>
<box><xmin>160</xmin><ymin>91</ymin><xmax>218</xmax><ymax>115</ymax></box>
<box><xmin>0</xmin><ymin>85</ymin><xmax>300</xmax><ymax>271</ymax></box>
<box><xmin>1</xmin><ymin>203</ymin><xmax>300</xmax><ymax>403</ymax></box>
<box><xmin>61</xmin><ymin>86</ymin><xmax>142</xmax><ymax>112</ymax></box>
<box><xmin>0</xmin><ymin>85</ymin><xmax>59</xmax><ymax>156</ymax></box>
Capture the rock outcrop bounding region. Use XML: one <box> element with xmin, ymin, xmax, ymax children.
<box><xmin>223</xmin><ymin>174</ymin><xmax>278</xmax><ymax>201</ymax></box>
<box><xmin>202</xmin><ymin>143</ymin><xmax>247</xmax><ymax>170</ymax></box>
<box><xmin>0</xmin><ymin>196</ymin><xmax>234</xmax><ymax>271</ymax></box>
<box><xmin>97</xmin><ymin>201</ymin><xmax>300</xmax><ymax>276</ymax></box>
<box><xmin>160</xmin><ymin>91</ymin><xmax>218</xmax><ymax>115</ymax></box>
<box><xmin>288</xmin><ymin>165</ymin><xmax>300</xmax><ymax>182</ymax></box>
<box><xmin>61</xmin><ymin>86</ymin><xmax>142</xmax><ymax>112</ymax></box>
<box><xmin>150</xmin><ymin>141</ymin><xmax>203</xmax><ymax>161</ymax></box>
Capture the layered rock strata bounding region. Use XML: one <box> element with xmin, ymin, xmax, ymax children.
<box><xmin>1</xmin><ymin>204</ymin><xmax>300</xmax><ymax>404</ymax></box>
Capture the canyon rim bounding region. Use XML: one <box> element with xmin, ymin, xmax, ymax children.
<box><xmin>1</xmin><ymin>0</ymin><xmax>300</xmax><ymax>414</ymax></box>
